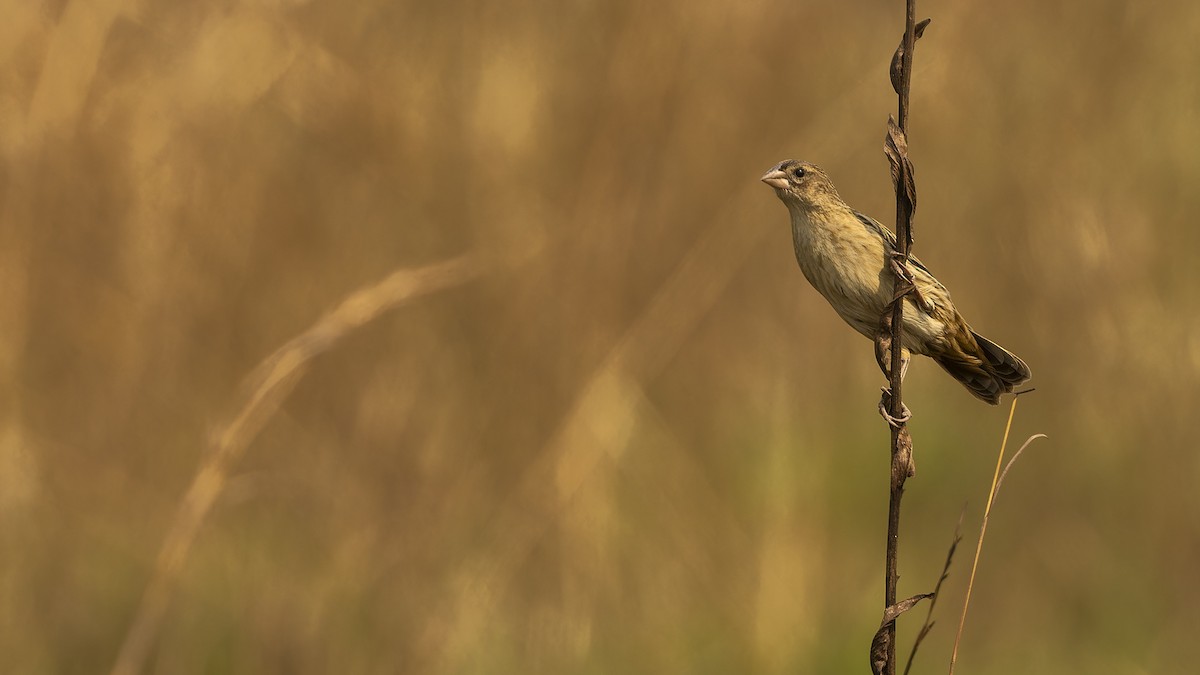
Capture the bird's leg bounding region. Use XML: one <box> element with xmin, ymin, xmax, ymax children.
<box><xmin>879</xmin><ymin>387</ymin><xmax>912</xmax><ymax>428</ymax></box>
<box><xmin>874</xmin><ymin>322</ymin><xmax>891</xmax><ymax>378</ymax></box>
<box><xmin>873</xmin><ymin>315</ymin><xmax>911</xmax><ymax>380</ymax></box>
<box><xmin>889</xmin><ymin>251</ymin><xmax>931</xmax><ymax>311</ymax></box>
<box><xmin>878</xmin><ymin>366</ymin><xmax>913</xmax><ymax>428</ymax></box>
<box><xmin>874</xmin><ymin>312</ymin><xmax>912</xmax><ymax>428</ymax></box>
<box><xmin>888</xmin><ymin>252</ymin><xmax>915</xmax><ymax>300</ymax></box>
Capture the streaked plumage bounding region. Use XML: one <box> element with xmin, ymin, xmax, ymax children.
<box><xmin>761</xmin><ymin>159</ymin><xmax>1030</xmax><ymax>404</ymax></box>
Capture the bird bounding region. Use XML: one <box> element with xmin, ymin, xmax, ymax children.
<box><xmin>761</xmin><ymin>159</ymin><xmax>1030</xmax><ymax>404</ymax></box>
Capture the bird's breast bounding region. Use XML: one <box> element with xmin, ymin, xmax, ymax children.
<box><xmin>788</xmin><ymin>208</ymin><xmax>947</xmax><ymax>351</ymax></box>
<box><xmin>790</xmin><ymin>210</ymin><xmax>890</xmax><ymax>310</ymax></box>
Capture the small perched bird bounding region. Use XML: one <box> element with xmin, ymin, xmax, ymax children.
<box><xmin>761</xmin><ymin>160</ymin><xmax>1030</xmax><ymax>404</ymax></box>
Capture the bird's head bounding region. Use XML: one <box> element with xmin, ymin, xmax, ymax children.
<box><xmin>761</xmin><ymin>160</ymin><xmax>842</xmax><ymax>211</ymax></box>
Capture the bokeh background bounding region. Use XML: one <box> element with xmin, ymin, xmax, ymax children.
<box><xmin>2</xmin><ymin>1</ymin><xmax>1197</xmax><ymax>673</ymax></box>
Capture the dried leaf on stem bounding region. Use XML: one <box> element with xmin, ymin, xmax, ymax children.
<box><xmin>871</xmin><ymin>593</ymin><xmax>934</xmax><ymax>675</ymax></box>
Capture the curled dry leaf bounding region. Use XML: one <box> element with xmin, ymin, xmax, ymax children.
<box><xmin>896</xmin><ymin>427</ymin><xmax>915</xmax><ymax>479</ymax></box>
<box><xmin>870</xmin><ymin>630</ymin><xmax>888</xmax><ymax>675</ymax></box>
<box><xmin>882</xmin><ymin>593</ymin><xmax>935</xmax><ymax>628</ymax></box>
<box><xmin>870</xmin><ymin>593</ymin><xmax>935</xmax><ymax>675</ymax></box>
<box><xmin>890</xmin><ymin>18</ymin><xmax>932</xmax><ymax>94</ymax></box>
<box><xmin>884</xmin><ymin>116</ymin><xmax>917</xmax><ymax>218</ymax></box>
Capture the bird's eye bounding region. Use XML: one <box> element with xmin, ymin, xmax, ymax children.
<box><xmin>791</xmin><ymin>166</ymin><xmax>806</xmax><ymax>179</ymax></box>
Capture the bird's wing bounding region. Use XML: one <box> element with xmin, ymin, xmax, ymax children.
<box><xmin>853</xmin><ymin>211</ymin><xmax>950</xmax><ymax>314</ymax></box>
<box><xmin>852</xmin><ymin>211</ymin><xmax>938</xmax><ymax>281</ymax></box>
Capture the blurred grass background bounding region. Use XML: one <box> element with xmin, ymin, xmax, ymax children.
<box><xmin>2</xmin><ymin>1</ymin><xmax>1197</xmax><ymax>673</ymax></box>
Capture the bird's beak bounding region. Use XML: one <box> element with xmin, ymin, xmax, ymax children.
<box><xmin>761</xmin><ymin>168</ymin><xmax>789</xmax><ymax>190</ymax></box>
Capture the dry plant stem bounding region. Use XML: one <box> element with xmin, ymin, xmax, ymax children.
<box><xmin>995</xmin><ymin>432</ymin><xmax>1048</xmax><ymax>498</ymax></box>
<box><xmin>110</xmin><ymin>254</ymin><xmax>484</xmax><ymax>675</ymax></box>
<box><xmin>903</xmin><ymin>512</ymin><xmax>964</xmax><ymax>675</ymax></box>
<box><xmin>883</xmin><ymin>1</ymin><xmax>918</xmax><ymax>674</ymax></box>
<box><xmin>948</xmin><ymin>397</ymin><xmax>1046</xmax><ymax>674</ymax></box>
<box><xmin>950</xmin><ymin>393</ymin><xmax>1017</xmax><ymax>672</ymax></box>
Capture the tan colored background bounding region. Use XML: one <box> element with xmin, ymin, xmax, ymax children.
<box><xmin>2</xmin><ymin>1</ymin><xmax>1196</xmax><ymax>673</ymax></box>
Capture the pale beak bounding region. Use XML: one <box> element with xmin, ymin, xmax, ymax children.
<box><xmin>761</xmin><ymin>167</ymin><xmax>789</xmax><ymax>190</ymax></box>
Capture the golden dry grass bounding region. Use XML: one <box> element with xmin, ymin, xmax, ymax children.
<box><xmin>2</xmin><ymin>1</ymin><xmax>1199</xmax><ymax>673</ymax></box>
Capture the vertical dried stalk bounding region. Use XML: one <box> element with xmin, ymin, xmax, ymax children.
<box><xmin>949</xmin><ymin>394</ymin><xmax>1046</xmax><ymax>674</ymax></box>
<box><xmin>903</xmin><ymin>513</ymin><xmax>963</xmax><ymax>675</ymax></box>
<box><xmin>881</xmin><ymin>2</ymin><xmax>920</xmax><ymax>675</ymax></box>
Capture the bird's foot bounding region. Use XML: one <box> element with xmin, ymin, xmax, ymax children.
<box><xmin>889</xmin><ymin>253</ymin><xmax>931</xmax><ymax>311</ymax></box>
<box><xmin>878</xmin><ymin>387</ymin><xmax>912</xmax><ymax>429</ymax></box>
<box><xmin>888</xmin><ymin>252</ymin><xmax>913</xmax><ymax>284</ymax></box>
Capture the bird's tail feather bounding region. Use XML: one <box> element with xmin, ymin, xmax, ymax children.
<box><xmin>934</xmin><ymin>331</ymin><xmax>1031</xmax><ymax>405</ymax></box>
<box><xmin>972</xmin><ymin>332</ymin><xmax>1031</xmax><ymax>388</ymax></box>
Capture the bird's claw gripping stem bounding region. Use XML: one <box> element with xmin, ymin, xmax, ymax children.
<box><xmin>889</xmin><ymin>252</ymin><xmax>930</xmax><ymax>310</ymax></box>
<box><xmin>878</xmin><ymin>387</ymin><xmax>912</xmax><ymax>428</ymax></box>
